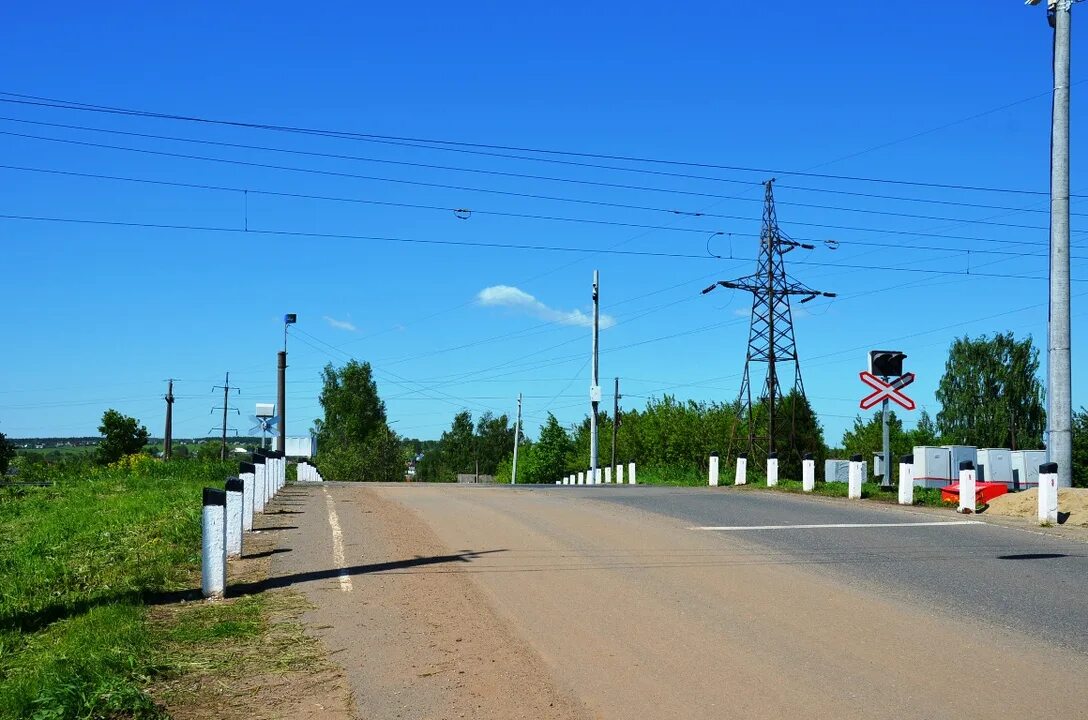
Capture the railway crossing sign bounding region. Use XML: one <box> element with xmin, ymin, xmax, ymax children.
<box><xmin>859</xmin><ymin>371</ymin><xmax>916</xmax><ymax>411</ymax></box>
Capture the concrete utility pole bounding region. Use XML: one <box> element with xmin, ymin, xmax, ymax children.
<box><xmin>590</xmin><ymin>271</ymin><xmax>601</xmax><ymax>482</ymax></box>
<box><xmin>882</xmin><ymin>396</ymin><xmax>891</xmax><ymax>487</ymax></box>
<box><xmin>611</xmin><ymin>377</ymin><xmax>620</xmax><ymax>470</ymax></box>
<box><xmin>212</xmin><ymin>373</ymin><xmax>239</xmax><ymax>461</ymax></box>
<box><xmin>1049</xmin><ymin>0</ymin><xmax>1073</xmax><ymax>487</ymax></box>
<box><xmin>164</xmin><ymin>378</ymin><xmax>175</xmax><ymax>461</ymax></box>
<box><xmin>281</xmin><ymin>313</ymin><xmax>296</xmax><ymax>455</ymax></box>
<box><xmin>511</xmin><ymin>393</ymin><xmax>522</xmax><ymax>485</ymax></box>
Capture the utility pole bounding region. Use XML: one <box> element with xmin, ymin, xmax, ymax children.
<box><xmin>511</xmin><ymin>393</ymin><xmax>522</xmax><ymax>485</ymax></box>
<box><xmin>611</xmin><ymin>377</ymin><xmax>620</xmax><ymax>470</ymax></box>
<box><xmin>590</xmin><ymin>271</ymin><xmax>600</xmax><ymax>482</ymax></box>
<box><xmin>281</xmin><ymin>314</ymin><xmax>296</xmax><ymax>455</ymax></box>
<box><xmin>882</xmin><ymin>397</ymin><xmax>891</xmax><ymax>487</ymax></box>
<box><xmin>164</xmin><ymin>379</ymin><xmax>175</xmax><ymax>461</ymax></box>
<box><xmin>1041</xmin><ymin>0</ymin><xmax>1073</xmax><ymax>487</ymax></box>
<box><xmin>212</xmin><ymin>373</ymin><xmax>239</xmax><ymax>461</ymax></box>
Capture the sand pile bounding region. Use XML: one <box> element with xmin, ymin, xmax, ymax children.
<box><xmin>985</xmin><ymin>487</ymin><xmax>1088</xmax><ymax>525</ymax></box>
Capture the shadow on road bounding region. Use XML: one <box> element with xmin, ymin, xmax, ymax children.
<box><xmin>226</xmin><ymin>548</ymin><xmax>507</xmax><ymax>597</ymax></box>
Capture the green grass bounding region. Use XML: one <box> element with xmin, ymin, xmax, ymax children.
<box><xmin>0</xmin><ymin>457</ymin><xmax>241</xmax><ymax>720</ymax></box>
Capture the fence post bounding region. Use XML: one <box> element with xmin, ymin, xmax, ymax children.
<box><xmin>848</xmin><ymin>454</ymin><xmax>863</xmax><ymax>499</ymax></box>
<box><xmin>1039</xmin><ymin>462</ymin><xmax>1059</xmax><ymax>524</ymax></box>
<box><xmin>957</xmin><ymin>460</ymin><xmax>976</xmax><ymax>514</ymax></box>
<box><xmin>224</xmin><ymin>477</ymin><xmax>244</xmax><ymax>558</ymax></box>
<box><xmin>802</xmin><ymin>453</ymin><xmax>815</xmax><ymax>492</ymax></box>
<box><xmin>709</xmin><ymin>452</ymin><xmax>719</xmax><ymax>487</ymax></box>
<box><xmin>252</xmin><ymin>456</ymin><xmax>267</xmax><ymax>513</ymax></box>
<box><xmin>628</xmin><ymin>461</ymin><xmax>637</xmax><ymax>485</ymax></box>
<box><xmin>202</xmin><ymin>488</ymin><xmax>226</xmax><ymax>598</ymax></box>
<box><xmin>238</xmin><ymin>462</ymin><xmax>255</xmax><ymax>532</ymax></box>
<box><xmin>616</xmin><ymin>464</ymin><xmax>624</xmax><ymax>484</ymax></box>
<box><xmin>898</xmin><ymin>454</ymin><xmax>914</xmax><ymax>506</ymax></box>
<box><xmin>578</xmin><ymin>471</ymin><xmax>585</xmax><ymax>485</ymax></box>
<box><xmin>735</xmin><ymin>454</ymin><xmax>747</xmax><ymax>486</ymax></box>
<box><xmin>766</xmin><ymin>452</ymin><xmax>779</xmax><ymax>487</ymax></box>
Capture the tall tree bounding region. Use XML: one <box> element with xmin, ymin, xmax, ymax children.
<box><xmin>532</xmin><ymin>413</ymin><xmax>574</xmax><ymax>483</ymax></box>
<box><xmin>0</xmin><ymin>431</ymin><xmax>14</xmax><ymax>475</ymax></box>
<box><xmin>313</xmin><ymin>361</ymin><xmax>401</xmax><ymax>481</ymax></box>
<box><xmin>97</xmin><ymin>409</ymin><xmax>150</xmax><ymax>464</ymax></box>
<box><xmin>474</xmin><ymin>412</ymin><xmax>514</xmax><ymax>476</ymax></box>
<box><xmin>935</xmin><ymin>333</ymin><xmax>1045</xmax><ymax>448</ymax></box>
<box><xmin>1073</xmin><ymin>407</ymin><xmax>1088</xmax><ymax>488</ymax></box>
<box><xmin>439</xmin><ymin>411</ymin><xmax>477</xmax><ymax>477</ymax></box>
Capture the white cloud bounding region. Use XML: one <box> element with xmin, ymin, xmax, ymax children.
<box><xmin>477</xmin><ymin>285</ymin><xmax>616</xmax><ymax>329</ymax></box>
<box><xmin>323</xmin><ymin>315</ymin><xmax>358</xmax><ymax>332</ymax></box>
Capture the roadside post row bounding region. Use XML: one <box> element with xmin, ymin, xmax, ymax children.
<box><xmin>297</xmin><ymin>461</ymin><xmax>325</xmax><ymax>483</ymax></box>
<box><xmin>201</xmin><ymin>449</ymin><xmax>288</xmax><ymax>599</ymax></box>
<box><xmin>556</xmin><ymin>462</ymin><xmax>637</xmax><ymax>485</ymax></box>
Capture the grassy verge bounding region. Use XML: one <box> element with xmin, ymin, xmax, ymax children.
<box><xmin>0</xmin><ymin>456</ymin><xmax>321</xmax><ymax>720</ymax></box>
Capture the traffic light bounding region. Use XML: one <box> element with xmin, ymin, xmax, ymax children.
<box><xmin>868</xmin><ymin>350</ymin><xmax>906</xmax><ymax>378</ymax></box>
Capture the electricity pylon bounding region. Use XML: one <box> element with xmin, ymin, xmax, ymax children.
<box><xmin>703</xmin><ymin>179</ymin><xmax>835</xmax><ymax>459</ymax></box>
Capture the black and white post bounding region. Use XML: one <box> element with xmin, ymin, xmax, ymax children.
<box><xmin>224</xmin><ymin>477</ymin><xmax>243</xmax><ymax>558</ymax></box>
<box><xmin>201</xmin><ymin>487</ymin><xmax>227</xmax><ymax>598</ymax></box>
<box><xmin>239</xmin><ymin>461</ymin><xmax>255</xmax><ymax>532</ymax></box>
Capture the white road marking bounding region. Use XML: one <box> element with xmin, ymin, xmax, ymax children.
<box><xmin>323</xmin><ymin>488</ymin><xmax>353</xmax><ymax>592</ymax></box>
<box><xmin>692</xmin><ymin>521</ymin><xmax>985</xmax><ymax>531</ymax></box>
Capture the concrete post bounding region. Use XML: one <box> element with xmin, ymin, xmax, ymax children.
<box><xmin>253</xmin><ymin>457</ymin><xmax>266</xmax><ymax>513</ymax></box>
<box><xmin>735</xmin><ymin>454</ymin><xmax>747</xmax><ymax>486</ymax></box>
<box><xmin>802</xmin><ymin>452</ymin><xmax>815</xmax><ymax>492</ymax></box>
<box><xmin>224</xmin><ymin>477</ymin><xmax>244</xmax><ymax>558</ymax></box>
<box><xmin>578</xmin><ymin>471</ymin><xmax>585</xmax><ymax>485</ymax></box>
<box><xmin>898</xmin><ymin>454</ymin><xmax>914</xmax><ymax>506</ymax></box>
<box><xmin>605</xmin><ymin>466</ymin><xmax>612</xmax><ymax>483</ymax></box>
<box><xmin>766</xmin><ymin>453</ymin><xmax>779</xmax><ymax>487</ymax></box>
<box><xmin>848</xmin><ymin>454</ymin><xmax>863</xmax><ymax>500</ymax></box>
<box><xmin>238</xmin><ymin>462</ymin><xmax>255</xmax><ymax>532</ymax></box>
<box><xmin>628</xmin><ymin>461</ymin><xmax>637</xmax><ymax>485</ymax></box>
<box><xmin>958</xmin><ymin>460</ymin><xmax>976</xmax><ymax>514</ymax></box>
<box><xmin>709</xmin><ymin>452</ymin><xmax>719</xmax><ymax>487</ymax></box>
<box><xmin>1039</xmin><ymin>462</ymin><xmax>1059</xmax><ymax>525</ymax></box>
<box><xmin>616</xmin><ymin>464</ymin><xmax>624</xmax><ymax>484</ymax></box>
<box><xmin>201</xmin><ymin>487</ymin><xmax>226</xmax><ymax>598</ymax></box>
<box><xmin>595</xmin><ymin>467</ymin><xmax>602</xmax><ymax>484</ymax></box>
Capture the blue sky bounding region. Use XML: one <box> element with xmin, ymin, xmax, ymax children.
<box><xmin>0</xmin><ymin>1</ymin><xmax>1083</xmax><ymax>447</ymax></box>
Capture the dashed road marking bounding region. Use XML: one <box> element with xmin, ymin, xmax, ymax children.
<box><xmin>323</xmin><ymin>488</ymin><xmax>353</xmax><ymax>592</ymax></box>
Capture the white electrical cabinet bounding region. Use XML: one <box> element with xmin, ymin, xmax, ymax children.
<box><xmin>1011</xmin><ymin>450</ymin><xmax>1047</xmax><ymax>490</ymax></box>
<box><xmin>943</xmin><ymin>445</ymin><xmax>978</xmax><ymax>478</ymax></box>
<box><xmin>284</xmin><ymin>436</ymin><xmax>317</xmax><ymax>458</ymax></box>
<box><xmin>977</xmin><ymin>448</ymin><xmax>1013</xmax><ymax>485</ymax></box>
<box><xmin>913</xmin><ymin>446</ymin><xmax>952</xmax><ymax>488</ymax></box>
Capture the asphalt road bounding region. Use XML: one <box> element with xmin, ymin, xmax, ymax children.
<box><xmin>584</xmin><ymin>484</ymin><xmax>1088</xmax><ymax>651</ymax></box>
<box><xmin>269</xmin><ymin>482</ymin><xmax>1088</xmax><ymax>719</ymax></box>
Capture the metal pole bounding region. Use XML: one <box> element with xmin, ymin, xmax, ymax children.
<box><xmin>1049</xmin><ymin>1</ymin><xmax>1073</xmax><ymax>487</ymax></box>
<box><xmin>882</xmin><ymin>397</ymin><xmax>891</xmax><ymax>487</ymax></box>
<box><xmin>164</xmin><ymin>379</ymin><xmax>174</xmax><ymax>461</ymax></box>
<box><xmin>511</xmin><ymin>393</ymin><xmax>522</xmax><ymax>484</ymax></box>
<box><xmin>220</xmin><ymin>372</ymin><xmax>230</xmax><ymax>461</ymax></box>
<box><xmin>611</xmin><ymin>377</ymin><xmax>620</xmax><ymax>470</ymax></box>
<box><xmin>590</xmin><ymin>270</ymin><xmax>600</xmax><ymax>481</ymax></box>
<box><xmin>277</xmin><ymin>351</ymin><xmax>287</xmax><ymax>456</ymax></box>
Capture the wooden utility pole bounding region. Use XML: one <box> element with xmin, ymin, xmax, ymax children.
<box><xmin>164</xmin><ymin>378</ymin><xmax>175</xmax><ymax>460</ymax></box>
<box><xmin>212</xmin><ymin>373</ymin><xmax>239</xmax><ymax>461</ymax></box>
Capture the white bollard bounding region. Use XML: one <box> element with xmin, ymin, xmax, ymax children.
<box><xmin>253</xmin><ymin>459</ymin><xmax>266</xmax><ymax>513</ymax></box>
<box><xmin>1038</xmin><ymin>462</ymin><xmax>1058</xmax><ymax>524</ymax></box>
<box><xmin>802</xmin><ymin>453</ymin><xmax>815</xmax><ymax>492</ymax></box>
<box><xmin>201</xmin><ymin>488</ymin><xmax>227</xmax><ymax>598</ymax></box>
<box><xmin>848</xmin><ymin>454</ymin><xmax>863</xmax><ymax>499</ymax></box>
<box><xmin>709</xmin><ymin>452</ymin><xmax>719</xmax><ymax>487</ymax></box>
<box><xmin>605</xmin><ymin>466</ymin><xmax>612</xmax><ymax>483</ymax></box>
<box><xmin>628</xmin><ymin>462</ymin><xmax>637</xmax><ymax>485</ymax></box>
<box><xmin>898</xmin><ymin>454</ymin><xmax>914</xmax><ymax>506</ymax></box>
<box><xmin>958</xmin><ymin>461</ymin><xmax>976</xmax><ymax>514</ymax></box>
<box><xmin>616</xmin><ymin>464</ymin><xmax>624</xmax><ymax>484</ymax></box>
<box><xmin>224</xmin><ymin>477</ymin><xmax>244</xmax><ymax>558</ymax></box>
<box><xmin>766</xmin><ymin>453</ymin><xmax>779</xmax><ymax>487</ymax></box>
<box><xmin>239</xmin><ymin>462</ymin><xmax>255</xmax><ymax>532</ymax></box>
<box><xmin>735</xmin><ymin>454</ymin><xmax>747</xmax><ymax>485</ymax></box>
<box><xmin>578</xmin><ymin>471</ymin><xmax>585</xmax><ymax>485</ymax></box>
<box><xmin>595</xmin><ymin>468</ymin><xmax>602</xmax><ymax>484</ymax></box>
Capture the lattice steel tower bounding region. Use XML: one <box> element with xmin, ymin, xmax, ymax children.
<box><xmin>702</xmin><ymin>180</ymin><xmax>835</xmax><ymax>458</ymax></box>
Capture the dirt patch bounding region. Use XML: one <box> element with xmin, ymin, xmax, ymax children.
<box><xmin>149</xmin><ymin>498</ymin><xmax>355</xmax><ymax>719</ymax></box>
<box><xmin>986</xmin><ymin>487</ymin><xmax>1088</xmax><ymax>525</ymax></box>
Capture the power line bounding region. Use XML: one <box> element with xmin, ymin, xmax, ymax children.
<box><xmin>0</xmin><ymin>90</ymin><xmax>1074</xmax><ymax>197</ymax></box>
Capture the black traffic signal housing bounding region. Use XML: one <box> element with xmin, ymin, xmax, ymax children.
<box><xmin>869</xmin><ymin>350</ymin><xmax>906</xmax><ymax>378</ymax></box>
